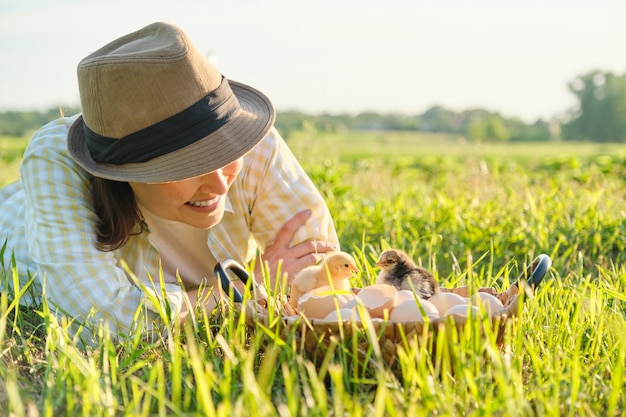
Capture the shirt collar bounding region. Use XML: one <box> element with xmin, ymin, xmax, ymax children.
<box><xmin>223</xmin><ymin>193</ymin><xmax>234</xmax><ymax>215</ymax></box>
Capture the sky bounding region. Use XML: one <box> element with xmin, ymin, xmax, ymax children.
<box><xmin>0</xmin><ymin>0</ymin><xmax>624</xmax><ymax>123</ymax></box>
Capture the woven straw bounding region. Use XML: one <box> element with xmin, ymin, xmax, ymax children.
<box><xmin>243</xmin><ymin>286</ymin><xmax>523</xmax><ymax>368</ymax></box>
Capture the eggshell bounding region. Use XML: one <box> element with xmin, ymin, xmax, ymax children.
<box><xmin>338</xmin><ymin>297</ymin><xmax>374</xmax><ymax>323</ymax></box>
<box><xmin>470</xmin><ymin>292</ymin><xmax>504</xmax><ymax>316</ymax></box>
<box><xmin>297</xmin><ymin>286</ymin><xmax>351</xmax><ymax>319</ymax></box>
<box><xmin>356</xmin><ymin>284</ymin><xmax>398</xmax><ymax>319</ymax></box>
<box><xmin>323</xmin><ymin>308</ymin><xmax>361</xmax><ymax>322</ymax></box>
<box><xmin>341</xmin><ymin>292</ymin><xmax>357</xmax><ymax>303</ymax></box>
<box><xmin>427</xmin><ymin>292</ymin><xmax>468</xmax><ymax>315</ymax></box>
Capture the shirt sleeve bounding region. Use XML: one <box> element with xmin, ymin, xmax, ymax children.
<box><xmin>240</xmin><ymin>127</ymin><xmax>339</xmax><ymax>250</ymax></box>
<box><xmin>20</xmin><ymin>117</ymin><xmax>184</xmax><ymax>338</ymax></box>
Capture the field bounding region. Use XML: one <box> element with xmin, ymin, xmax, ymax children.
<box><xmin>1</xmin><ymin>130</ymin><xmax>625</xmax><ymax>416</ymax></box>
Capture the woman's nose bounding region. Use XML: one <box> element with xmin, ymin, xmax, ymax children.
<box><xmin>197</xmin><ymin>169</ymin><xmax>228</xmax><ymax>194</ymax></box>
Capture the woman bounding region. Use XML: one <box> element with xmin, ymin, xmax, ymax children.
<box><xmin>0</xmin><ymin>22</ymin><xmax>338</xmax><ymax>340</ymax></box>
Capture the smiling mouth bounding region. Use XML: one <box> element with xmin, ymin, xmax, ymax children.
<box><xmin>186</xmin><ymin>196</ymin><xmax>220</xmax><ymax>207</ymax></box>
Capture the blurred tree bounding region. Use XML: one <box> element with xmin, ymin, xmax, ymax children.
<box><xmin>420</xmin><ymin>105</ymin><xmax>458</xmax><ymax>132</ymax></box>
<box><xmin>274</xmin><ymin>110</ymin><xmax>313</xmax><ymax>138</ymax></box>
<box><xmin>507</xmin><ymin>118</ymin><xmax>552</xmax><ymax>142</ymax></box>
<box><xmin>467</xmin><ymin>118</ymin><xmax>487</xmax><ymax>142</ymax></box>
<box><xmin>562</xmin><ymin>70</ymin><xmax>626</xmax><ymax>142</ymax></box>
<box><xmin>486</xmin><ymin>115</ymin><xmax>510</xmax><ymax>142</ymax></box>
<box><xmin>0</xmin><ymin>107</ymin><xmax>79</xmax><ymax>137</ymax></box>
<box><xmin>466</xmin><ymin>114</ymin><xmax>511</xmax><ymax>142</ymax></box>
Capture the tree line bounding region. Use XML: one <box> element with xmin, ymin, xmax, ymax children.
<box><xmin>1</xmin><ymin>70</ymin><xmax>625</xmax><ymax>142</ymax></box>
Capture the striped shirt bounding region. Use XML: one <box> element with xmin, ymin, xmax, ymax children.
<box><xmin>0</xmin><ymin>116</ymin><xmax>338</xmax><ymax>337</ymax></box>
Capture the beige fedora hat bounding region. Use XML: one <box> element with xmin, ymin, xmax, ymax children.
<box><xmin>67</xmin><ymin>22</ymin><xmax>275</xmax><ymax>183</ymax></box>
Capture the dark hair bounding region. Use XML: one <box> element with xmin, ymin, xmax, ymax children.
<box><xmin>92</xmin><ymin>177</ymin><xmax>145</xmax><ymax>251</ymax></box>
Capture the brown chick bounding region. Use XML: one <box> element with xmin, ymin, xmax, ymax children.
<box><xmin>375</xmin><ymin>249</ymin><xmax>439</xmax><ymax>298</ymax></box>
<box><xmin>289</xmin><ymin>251</ymin><xmax>359</xmax><ymax>308</ymax></box>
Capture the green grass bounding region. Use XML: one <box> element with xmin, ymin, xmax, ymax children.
<box><xmin>1</xmin><ymin>131</ymin><xmax>625</xmax><ymax>416</ymax></box>
<box><xmin>286</xmin><ymin>129</ymin><xmax>626</xmax><ymax>165</ymax></box>
<box><xmin>0</xmin><ymin>136</ymin><xmax>28</xmax><ymax>186</ymax></box>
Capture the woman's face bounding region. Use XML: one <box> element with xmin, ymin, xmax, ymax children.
<box><xmin>129</xmin><ymin>158</ymin><xmax>243</xmax><ymax>229</ymax></box>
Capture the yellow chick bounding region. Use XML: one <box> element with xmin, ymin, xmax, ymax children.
<box><xmin>289</xmin><ymin>251</ymin><xmax>359</xmax><ymax>308</ymax></box>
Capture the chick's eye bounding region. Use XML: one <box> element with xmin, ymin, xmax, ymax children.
<box><xmin>344</xmin><ymin>263</ymin><xmax>349</xmax><ymax>268</ymax></box>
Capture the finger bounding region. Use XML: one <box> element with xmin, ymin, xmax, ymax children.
<box><xmin>288</xmin><ymin>239</ymin><xmax>338</xmax><ymax>259</ymax></box>
<box><xmin>282</xmin><ymin>253</ymin><xmax>323</xmax><ymax>282</ymax></box>
<box><xmin>298</xmin><ymin>252</ymin><xmax>324</xmax><ymax>268</ymax></box>
<box><xmin>271</xmin><ymin>209</ymin><xmax>312</xmax><ymax>248</ymax></box>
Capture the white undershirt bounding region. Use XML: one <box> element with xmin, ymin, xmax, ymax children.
<box><xmin>138</xmin><ymin>203</ymin><xmax>218</xmax><ymax>289</ymax></box>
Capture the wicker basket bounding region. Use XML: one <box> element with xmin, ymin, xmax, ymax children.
<box><xmin>216</xmin><ymin>255</ymin><xmax>551</xmax><ymax>369</ymax></box>
<box><xmin>242</xmin><ymin>287</ymin><xmax>520</xmax><ymax>367</ymax></box>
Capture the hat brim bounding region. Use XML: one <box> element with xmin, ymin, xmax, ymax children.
<box><xmin>67</xmin><ymin>80</ymin><xmax>275</xmax><ymax>183</ymax></box>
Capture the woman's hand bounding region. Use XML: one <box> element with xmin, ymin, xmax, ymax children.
<box><xmin>254</xmin><ymin>209</ymin><xmax>338</xmax><ymax>285</ymax></box>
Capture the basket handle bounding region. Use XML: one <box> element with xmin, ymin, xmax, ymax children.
<box><xmin>511</xmin><ymin>253</ymin><xmax>552</xmax><ymax>290</ymax></box>
<box><xmin>214</xmin><ymin>259</ymin><xmax>251</xmax><ymax>303</ymax></box>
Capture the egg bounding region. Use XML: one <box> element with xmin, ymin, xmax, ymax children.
<box><xmin>389</xmin><ymin>300</ymin><xmax>424</xmax><ymax>323</ymax></box>
<box><xmin>443</xmin><ymin>304</ymin><xmax>482</xmax><ymax>318</ymax></box>
<box><xmin>418</xmin><ymin>299</ymin><xmax>440</xmax><ymax>318</ymax></box>
<box><xmin>396</xmin><ymin>290</ymin><xmax>415</xmax><ymax>304</ymax></box>
<box><xmin>342</xmin><ymin>297</ymin><xmax>359</xmax><ymax>310</ymax></box>
<box><xmin>390</xmin><ymin>298</ymin><xmax>440</xmax><ymax>323</ymax></box>
<box><xmin>323</xmin><ymin>308</ymin><xmax>361</xmax><ymax>322</ymax></box>
<box><xmin>356</xmin><ymin>284</ymin><xmax>398</xmax><ymax>319</ymax></box>
<box><xmin>470</xmin><ymin>292</ymin><xmax>505</xmax><ymax>316</ymax></box>
<box><xmin>297</xmin><ymin>286</ymin><xmax>352</xmax><ymax>319</ymax></box>
<box><xmin>336</xmin><ymin>297</ymin><xmax>375</xmax><ymax>323</ymax></box>
<box><xmin>426</xmin><ymin>292</ymin><xmax>468</xmax><ymax>315</ymax></box>
<box><xmin>395</xmin><ymin>291</ymin><xmax>439</xmax><ymax>314</ymax></box>
<box><xmin>283</xmin><ymin>315</ymin><xmax>301</xmax><ymax>324</ymax></box>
